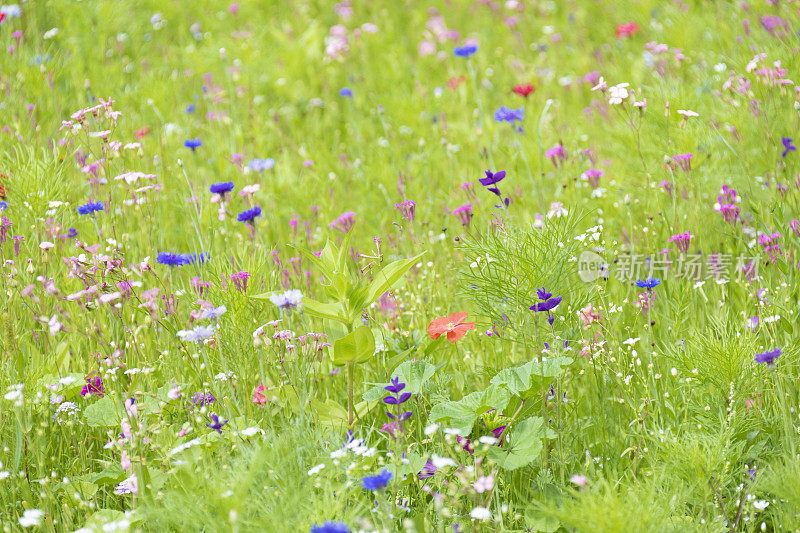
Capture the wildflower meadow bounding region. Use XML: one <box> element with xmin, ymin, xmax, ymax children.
<box><xmin>1</xmin><ymin>1</ymin><xmax>800</xmax><ymax>531</ymax></box>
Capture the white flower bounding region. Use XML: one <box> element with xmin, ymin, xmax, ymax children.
<box><xmin>677</xmin><ymin>109</ymin><xmax>698</xmax><ymax>118</ymax></box>
<box><xmin>307</xmin><ymin>463</ymin><xmax>326</xmax><ymax>476</ymax></box>
<box><xmin>470</xmin><ymin>507</ymin><xmax>492</xmax><ymax>520</ymax></box>
<box><xmin>4</xmin><ymin>389</ymin><xmax>21</xmax><ymax>401</ymax></box>
<box><xmin>19</xmin><ymin>509</ymin><xmax>44</xmax><ymax>528</ymax></box>
<box><xmin>241</xmin><ymin>426</ymin><xmax>264</xmax><ymax>437</ymax></box>
<box><xmin>478</xmin><ymin>436</ymin><xmax>498</xmax><ymax>445</ymax></box>
<box><xmin>170</xmin><ymin>439</ymin><xmax>201</xmax><ymax>455</ymax></box>
<box><xmin>753</xmin><ymin>500</ymin><xmax>770</xmax><ymax>510</ymax></box>
<box><xmin>43</xmin><ymin>28</ymin><xmax>58</xmax><ymax>40</ymax></box>
<box><xmin>547</xmin><ymin>201</ymin><xmax>568</xmax><ymax>219</ymax></box>
<box><xmin>431</xmin><ymin>455</ymin><xmax>456</xmax><ymax>469</ymax></box>
<box><xmin>607</xmin><ymin>83</ymin><xmax>629</xmax><ymax>104</ymax></box>
<box><xmin>177</xmin><ymin>325</ymin><xmax>215</xmax><ymax>343</ymax></box>
<box><xmin>0</xmin><ymin>471</ymin><xmax>10</xmax><ymax>480</ymax></box>
<box><xmin>269</xmin><ymin>290</ymin><xmax>303</xmax><ymax>310</ymax></box>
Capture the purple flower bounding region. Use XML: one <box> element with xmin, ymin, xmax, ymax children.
<box><xmin>531</xmin><ymin>297</ymin><xmax>562</xmax><ymax>312</ymax></box>
<box><xmin>755</xmin><ymin>347</ymin><xmax>781</xmax><ymax>367</ymax></box>
<box><xmin>248</xmin><ymin>158</ymin><xmax>275</xmax><ymax>172</ymax></box>
<box><xmin>77</xmin><ymin>201</ymin><xmax>104</xmax><ymax>215</ymax></box>
<box><xmin>237</xmin><ymin>206</ymin><xmax>262</xmax><ymax>223</ymax></box>
<box><xmin>384</xmin><ymin>376</ymin><xmax>406</xmax><ymax>394</ymax></box>
<box><xmin>782</xmin><ymin>137</ymin><xmax>796</xmax><ymax>158</ymax></box>
<box><xmin>184</xmin><ymin>138</ymin><xmax>202</xmax><ymax>151</ymax></box>
<box><xmin>209</xmin><ymin>181</ymin><xmax>235</xmax><ymax>195</ymax></box>
<box><xmin>536</xmin><ymin>288</ymin><xmax>553</xmax><ymax>301</ymax></box>
<box><xmin>453</xmin><ymin>45</ymin><xmax>477</xmax><ymax>58</ymax></box>
<box><xmin>311</xmin><ymin>522</ymin><xmax>349</xmax><ymax>533</ymax></box>
<box><xmin>339</xmin><ymin>87</ymin><xmax>353</xmax><ymax>97</ymax></box>
<box><xmin>362</xmin><ymin>469</ymin><xmax>393</xmax><ymax>490</ymax></box>
<box><xmin>191</xmin><ymin>392</ymin><xmax>216</xmax><ymax>407</ymax></box>
<box><xmin>418</xmin><ymin>459</ymin><xmax>438</xmax><ymax>480</ymax></box>
<box><xmin>206</xmin><ymin>413</ymin><xmax>229</xmax><ymax>434</ymax></box>
<box><xmin>493</xmin><ymin>106</ymin><xmax>524</xmax><ymax>124</ymax></box>
<box><xmin>635</xmin><ymin>277</ymin><xmax>661</xmax><ymax>291</ymax></box>
<box><xmin>383</xmin><ymin>377</ymin><xmax>412</xmax><ymax>405</ymax></box>
<box><xmin>80</xmin><ymin>376</ymin><xmax>105</xmax><ymax>397</ymax></box>
<box><xmin>479</xmin><ymin>170</ymin><xmax>506</xmax><ymax>187</ymax></box>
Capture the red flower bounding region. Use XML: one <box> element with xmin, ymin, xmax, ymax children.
<box><xmin>447</xmin><ymin>75</ymin><xmax>466</xmax><ymax>90</ymax></box>
<box><xmin>512</xmin><ymin>83</ymin><xmax>535</xmax><ymax>98</ymax></box>
<box><xmin>427</xmin><ymin>312</ymin><xmax>475</xmax><ymax>343</ymax></box>
<box><xmin>615</xmin><ymin>21</ymin><xmax>641</xmax><ymax>38</ymax></box>
<box><xmin>135</xmin><ymin>127</ymin><xmax>151</xmax><ymax>139</ymax></box>
<box><xmin>252</xmin><ymin>382</ymin><xmax>270</xmax><ymax>405</ymax></box>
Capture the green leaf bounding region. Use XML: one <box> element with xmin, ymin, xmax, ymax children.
<box><xmin>490</xmin><ymin>356</ymin><xmax>573</xmax><ymax>397</ymax></box>
<box><xmin>428</xmin><ymin>385</ymin><xmax>509</xmax><ymax>435</ymax></box>
<box><xmin>363</xmin><ymin>360</ymin><xmax>438</xmax><ymax>401</ymax></box>
<box><xmin>83</xmin><ymin>396</ymin><xmax>121</xmax><ymax>427</ymax></box>
<box><xmin>332</xmin><ymin>325</ymin><xmax>375</xmax><ymax>366</ymax></box>
<box><xmin>364</xmin><ymin>252</ymin><xmax>426</xmax><ymax>308</ymax></box>
<box><xmin>302</xmin><ymin>297</ymin><xmax>344</xmax><ymax>322</ymax></box>
<box><xmin>487</xmin><ymin>416</ymin><xmax>556</xmax><ymax>470</ymax></box>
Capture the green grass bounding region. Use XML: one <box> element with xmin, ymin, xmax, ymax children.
<box><xmin>0</xmin><ymin>0</ymin><xmax>799</xmax><ymax>531</ymax></box>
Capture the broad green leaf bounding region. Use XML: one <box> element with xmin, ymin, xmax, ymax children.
<box><xmin>487</xmin><ymin>416</ymin><xmax>556</xmax><ymax>470</ymax></box>
<box><xmin>332</xmin><ymin>325</ymin><xmax>375</xmax><ymax>366</ymax></box>
<box><xmin>364</xmin><ymin>252</ymin><xmax>426</xmax><ymax>307</ymax></box>
<box><xmin>490</xmin><ymin>356</ymin><xmax>573</xmax><ymax>397</ymax></box>
<box><xmin>302</xmin><ymin>297</ymin><xmax>344</xmax><ymax>322</ymax></box>
<box><xmin>83</xmin><ymin>396</ymin><xmax>121</xmax><ymax>427</ymax></box>
<box><xmin>337</xmin><ymin>226</ymin><xmax>355</xmax><ymax>274</ymax></box>
<box><xmin>363</xmin><ymin>360</ymin><xmax>438</xmax><ymax>401</ymax></box>
<box><xmin>428</xmin><ymin>385</ymin><xmax>509</xmax><ymax>435</ymax></box>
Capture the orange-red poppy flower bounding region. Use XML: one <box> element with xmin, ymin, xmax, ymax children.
<box><xmin>427</xmin><ymin>312</ymin><xmax>475</xmax><ymax>343</ymax></box>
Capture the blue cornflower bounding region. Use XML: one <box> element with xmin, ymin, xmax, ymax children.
<box><xmin>206</xmin><ymin>413</ymin><xmax>228</xmax><ymax>434</ymax></box>
<box><xmin>237</xmin><ymin>206</ymin><xmax>262</xmax><ymax>223</ymax></box>
<box><xmin>362</xmin><ymin>469</ymin><xmax>393</xmax><ymax>491</ymax></box>
<box><xmin>209</xmin><ymin>181</ymin><xmax>235</xmax><ymax>195</ymax></box>
<box><xmin>184</xmin><ymin>138</ymin><xmax>202</xmax><ymax>151</ymax></box>
<box><xmin>66</xmin><ymin>228</ymin><xmax>78</xmax><ymax>238</ymax></box>
<box><xmin>77</xmin><ymin>201</ymin><xmax>104</xmax><ymax>215</ymax></box>
<box><xmin>157</xmin><ymin>252</ymin><xmax>191</xmax><ymax>267</ymax></box>
<box><xmin>453</xmin><ymin>45</ymin><xmax>478</xmax><ymax>58</ymax></box>
<box><xmin>755</xmin><ymin>347</ymin><xmax>781</xmax><ymax>367</ymax></box>
<box><xmin>186</xmin><ymin>103</ymin><xmax>196</xmax><ymax>113</ymax></box>
<box><xmin>339</xmin><ymin>87</ymin><xmax>353</xmax><ymax>97</ymax></box>
<box><xmin>0</xmin><ymin>201</ymin><xmax>7</xmax><ymax>211</ymax></box>
<box><xmin>311</xmin><ymin>522</ymin><xmax>349</xmax><ymax>533</ymax></box>
<box><xmin>157</xmin><ymin>252</ymin><xmax>208</xmax><ymax>267</ymax></box>
<box><xmin>248</xmin><ymin>158</ymin><xmax>275</xmax><ymax>172</ymax></box>
<box><xmin>493</xmin><ymin>106</ymin><xmax>524</xmax><ymax>124</ymax></box>
<box><xmin>635</xmin><ymin>277</ymin><xmax>661</xmax><ymax>291</ymax></box>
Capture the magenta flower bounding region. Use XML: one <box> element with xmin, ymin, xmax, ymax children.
<box><xmin>329</xmin><ymin>211</ymin><xmax>356</xmax><ymax>233</ymax></box>
<box><xmin>667</xmin><ymin>231</ymin><xmax>693</xmax><ymax>253</ymax></box>
<box><xmin>452</xmin><ymin>203</ymin><xmax>473</xmax><ymax>227</ymax></box>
